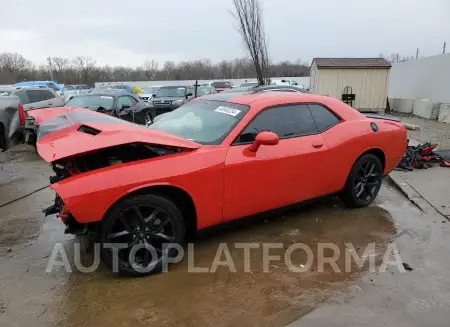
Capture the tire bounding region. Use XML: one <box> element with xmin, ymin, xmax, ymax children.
<box><xmin>339</xmin><ymin>154</ymin><xmax>383</xmax><ymax>208</ymax></box>
<box><xmin>99</xmin><ymin>194</ymin><xmax>186</xmax><ymax>277</ymax></box>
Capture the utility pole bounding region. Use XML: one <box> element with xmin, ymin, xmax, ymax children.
<box><xmin>47</xmin><ymin>57</ymin><xmax>54</xmax><ymax>80</ymax></box>
<box><xmin>416</xmin><ymin>48</ymin><xmax>419</xmax><ymax>59</ymax></box>
<box><xmin>443</xmin><ymin>42</ymin><xmax>447</xmax><ymax>54</ymax></box>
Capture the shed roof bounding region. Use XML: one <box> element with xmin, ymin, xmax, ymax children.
<box><xmin>312</xmin><ymin>58</ymin><xmax>392</xmax><ymax>69</ymax></box>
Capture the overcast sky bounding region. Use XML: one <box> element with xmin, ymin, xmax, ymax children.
<box><xmin>1</xmin><ymin>0</ymin><xmax>448</xmax><ymax>67</ymax></box>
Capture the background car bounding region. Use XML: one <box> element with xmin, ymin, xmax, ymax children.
<box><xmin>240</xmin><ymin>82</ymin><xmax>259</xmax><ymax>87</ymax></box>
<box><xmin>24</xmin><ymin>92</ymin><xmax>153</xmax><ymax>147</ymax></box>
<box><xmin>139</xmin><ymin>86</ymin><xmax>162</xmax><ymax>102</ymax></box>
<box><xmin>14</xmin><ymin>80</ymin><xmax>64</xmax><ymax>96</ymax></box>
<box><xmin>195</xmin><ymin>86</ymin><xmax>217</xmax><ymax>97</ymax></box>
<box><xmin>35</xmin><ymin>92</ymin><xmax>406</xmax><ymax>276</ymax></box>
<box><xmin>220</xmin><ymin>84</ymin><xmax>311</xmax><ymax>94</ymax></box>
<box><xmin>0</xmin><ymin>86</ymin><xmax>65</xmax><ymax>149</ymax></box>
<box><xmin>201</xmin><ymin>81</ymin><xmax>233</xmax><ymax>92</ymax></box>
<box><xmin>147</xmin><ymin>85</ymin><xmax>195</xmax><ymax>116</ymax></box>
<box><xmin>90</xmin><ymin>84</ymin><xmax>136</xmax><ymax>95</ymax></box>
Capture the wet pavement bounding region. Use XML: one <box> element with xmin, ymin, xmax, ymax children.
<box><xmin>1</xmin><ymin>146</ymin><xmax>450</xmax><ymax>327</ymax></box>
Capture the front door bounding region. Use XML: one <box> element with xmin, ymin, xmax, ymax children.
<box><xmin>223</xmin><ymin>103</ymin><xmax>329</xmax><ymax>221</ymax></box>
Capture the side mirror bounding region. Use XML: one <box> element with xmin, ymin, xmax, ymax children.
<box><xmin>151</xmin><ymin>94</ymin><xmax>156</xmax><ymax>98</ymax></box>
<box><xmin>186</xmin><ymin>92</ymin><xmax>193</xmax><ymax>98</ymax></box>
<box><xmin>121</xmin><ymin>104</ymin><xmax>130</xmax><ymax>110</ymax></box>
<box><xmin>247</xmin><ymin>131</ymin><xmax>279</xmax><ymax>152</ymax></box>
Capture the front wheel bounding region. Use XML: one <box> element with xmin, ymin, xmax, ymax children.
<box><xmin>339</xmin><ymin>154</ymin><xmax>383</xmax><ymax>208</ymax></box>
<box><xmin>99</xmin><ymin>194</ymin><xmax>186</xmax><ymax>276</ymax></box>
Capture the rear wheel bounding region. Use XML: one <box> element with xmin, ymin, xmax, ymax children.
<box><xmin>339</xmin><ymin>154</ymin><xmax>383</xmax><ymax>208</ymax></box>
<box><xmin>99</xmin><ymin>194</ymin><xmax>186</xmax><ymax>276</ymax></box>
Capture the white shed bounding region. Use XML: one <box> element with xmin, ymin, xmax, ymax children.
<box><xmin>310</xmin><ymin>58</ymin><xmax>392</xmax><ymax>113</ymax></box>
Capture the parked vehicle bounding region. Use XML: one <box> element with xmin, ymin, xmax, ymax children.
<box><xmin>139</xmin><ymin>86</ymin><xmax>162</xmax><ymax>102</ymax></box>
<box><xmin>147</xmin><ymin>85</ymin><xmax>195</xmax><ymax>116</ymax></box>
<box><xmin>240</xmin><ymin>82</ymin><xmax>259</xmax><ymax>87</ymax></box>
<box><xmin>64</xmin><ymin>84</ymin><xmax>93</xmax><ymax>101</ymax></box>
<box><xmin>221</xmin><ymin>84</ymin><xmax>311</xmax><ymax>94</ymax></box>
<box><xmin>0</xmin><ymin>86</ymin><xmax>65</xmax><ymax>146</ymax></box>
<box><xmin>14</xmin><ymin>81</ymin><xmax>64</xmax><ymax>96</ymax></box>
<box><xmin>195</xmin><ymin>86</ymin><xmax>217</xmax><ymax>97</ymax></box>
<box><xmin>0</xmin><ymin>96</ymin><xmax>25</xmax><ymax>151</ymax></box>
<box><xmin>201</xmin><ymin>81</ymin><xmax>232</xmax><ymax>92</ymax></box>
<box><xmin>35</xmin><ymin>92</ymin><xmax>407</xmax><ymax>276</ymax></box>
<box><xmin>270</xmin><ymin>79</ymin><xmax>298</xmax><ymax>86</ymax></box>
<box><xmin>90</xmin><ymin>84</ymin><xmax>136</xmax><ymax>95</ymax></box>
<box><xmin>26</xmin><ymin>92</ymin><xmax>154</xmax><ymax>143</ymax></box>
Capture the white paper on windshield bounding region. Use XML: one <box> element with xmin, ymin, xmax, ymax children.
<box><xmin>214</xmin><ymin>106</ymin><xmax>241</xmax><ymax>117</ymax></box>
<box><xmin>100</xmin><ymin>96</ymin><xmax>113</xmax><ymax>99</ymax></box>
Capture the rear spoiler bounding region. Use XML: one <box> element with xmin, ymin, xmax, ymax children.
<box><xmin>363</xmin><ymin>113</ymin><xmax>401</xmax><ymax>122</ymax></box>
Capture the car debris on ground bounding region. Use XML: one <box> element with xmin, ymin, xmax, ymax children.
<box><xmin>396</xmin><ymin>140</ymin><xmax>450</xmax><ymax>171</ymax></box>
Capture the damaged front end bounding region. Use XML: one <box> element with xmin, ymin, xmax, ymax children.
<box><xmin>36</xmin><ymin>108</ymin><xmax>201</xmax><ymax>238</ymax></box>
<box><xmin>43</xmin><ymin>141</ymin><xmax>185</xmax><ymax>235</ymax></box>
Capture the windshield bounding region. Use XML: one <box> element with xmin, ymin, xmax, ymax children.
<box><xmin>148</xmin><ymin>100</ymin><xmax>250</xmax><ymax>145</ymax></box>
<box><xmin>155</xmin><ymin>86</ymin><xmax>186</xmax><ymax>98</ymax></box>
<box><xmin>64</xmin><ymin>85</ymin><xmax>75</xmax><ymax>91</ymax></box>
<box><xmin>211</xmin><ymin>82</ymin><xmax>231</xmax><ymax>88</ymax></box>
<box><xmin>65</xmin><ymin>95</ymin><xmax>115</xmax><ymax>110</ymax></box>
<box><xmin>142</xmin><ymin>87</ymin><xmax>159</xmax><ymax>94</ymax></box>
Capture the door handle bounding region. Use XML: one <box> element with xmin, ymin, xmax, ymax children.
<box><xmin>312</xmin><ymin>141</ymin><xmax>324</xmax><ymax>149</ymax></box>
<box><xmin>48</xmin><ymin>102</ymin><xmax>53</xmax><ymax>105</ymax></box>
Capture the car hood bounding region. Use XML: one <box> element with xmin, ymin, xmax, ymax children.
<box><xmin>35</xmin><ymin>108</ymin><xmax>201</xmax><ymax>163</ymax></box>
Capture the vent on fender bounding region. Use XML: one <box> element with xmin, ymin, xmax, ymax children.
<box><xmin>77</xmin><ymin>125</ymin><xmax>101</xmax><ymax>135</ymax></box>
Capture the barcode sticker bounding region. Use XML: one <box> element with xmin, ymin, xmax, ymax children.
<box><xmin>214</xmin><ymin>106</ymin><xmax>241</xmax><ymax>116</ymax></box>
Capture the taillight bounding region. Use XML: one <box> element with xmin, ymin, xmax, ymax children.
<box><xmin>18</xmin><ymin>104</ymin><xmax>25</xmax><ymax>126</ymax></box>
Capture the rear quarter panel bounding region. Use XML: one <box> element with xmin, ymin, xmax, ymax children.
<box><xmin>322</xmin><ymin>119</ymin><xmax>407</xmax><ymax>192</ymax></box>
<box><xmin>52</xmin><ymin>146</ymin><xmax>228</xmax><ymax>229</ymax></box>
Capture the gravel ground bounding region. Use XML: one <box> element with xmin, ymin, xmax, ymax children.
<box><xmin>391</xmin><ymin>113</ymin><xmax>450</xmax><ymax>148</ymax></box>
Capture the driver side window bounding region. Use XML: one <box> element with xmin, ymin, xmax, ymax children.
<box><xmin>117</xmin><ymin>96</ymin><xmax>133</xmax><ymax>108</ymax></box>
<box><xmin>235</xmin><ymin>104</ymin><xmax>318</xmax><ymax>144</ymax></box>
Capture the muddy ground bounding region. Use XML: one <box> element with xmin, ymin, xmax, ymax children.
<box><xmin>1</xmin><ymin>145</ymin><xmax>449</xmax><ymax>327</ymax></box>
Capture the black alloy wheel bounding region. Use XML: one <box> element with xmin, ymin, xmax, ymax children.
<box><xmin>340</xmin><ymin>154</ymin><xmax>383</xmax><ymax>208</ymax></box>
<box><xmin>100</xmin><ymin>194</ymin><xmax>186</xmax><ymax>276</ymax></box>
<box><xmin>354</xmin><ymin>160</ymin><xmax>382</xmax><ymax>202</ymax></box>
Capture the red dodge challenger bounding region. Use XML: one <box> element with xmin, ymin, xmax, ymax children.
<box><xmin>33</xmin><ymin>92</ymin><xmax>407</xmax><ymax>276</ymax></box>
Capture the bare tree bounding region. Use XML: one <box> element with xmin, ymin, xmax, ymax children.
<box><xmin>230</xmin><ymin>0</ymin><xmax>270</xmax><ymax>85</ymax></box>
<box><xmin>142</xmin><ymin>59</ymin><xmax>159</xmax><ymax>80</ymax></box>
<box><xmin>72</xmin><ymin>56</ymin><xmax>97</xmax><ymax>83</ymax></box>
<box><xmin>162</xmin><ymin>61</ymin><xmax>176</xmax><ymax>80</ymax></box>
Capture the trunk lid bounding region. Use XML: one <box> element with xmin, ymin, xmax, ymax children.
<box><xmin>36</xmin><ymin>108</ymin><xmax>201</xmax><ymax>163</ymax></box>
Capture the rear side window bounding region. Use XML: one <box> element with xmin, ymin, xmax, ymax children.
<box><xmin>237</xmin><ymin>104</ymin><xmax>317</xmax><ymax>143</ymax></box>
<box><xmin>44</xmin><ymin>91</ymin><xmax>55</xmax><ymax>100</ymax></box>
<box><xmin>15</xmin><ymin>90</ymin><xmax>31</xmax><ymax>104</ymax></box>
<box><xmin>26</xmin><ymin>90</ymin><xmax>47</xmax><ymax>103</ymax></box>
<box><xmin>308</xmin><ymin>104</ymin><xmax>340</xmax><ymax>132</ymax></box>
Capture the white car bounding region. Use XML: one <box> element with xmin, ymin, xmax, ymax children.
<box><xmin>139</xmin><ymin>86</ymin><xmax>163</xmax><ymax>102</ymax></box>
<box><xmin>270</xmin><ymin>79</ymin><xmax>299</xmax><ymax>86</ymax></box>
